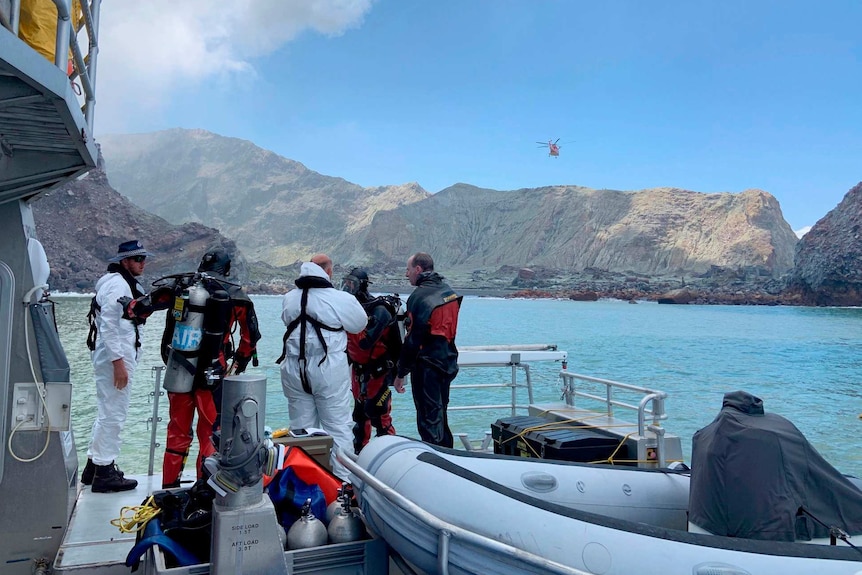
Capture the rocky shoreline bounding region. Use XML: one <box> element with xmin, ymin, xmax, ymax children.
<box><xmin>245</xmin><ymin>267</ymin><xmax>809</xmax><ymax>306</ymax></box>
<box><xmin>46</xmin><ymin>273</ymin><xmax>840</xmax><ymax>306</ymax></box>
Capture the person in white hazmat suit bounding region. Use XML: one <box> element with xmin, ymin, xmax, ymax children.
<box><xmin>81</xmin><ymin>240</ymin><xmax>152</xmax><ymax>492</ymax></box>
<box><xmin>278</xmin><ymin>254</ymin><xmax>367</xmax><ymax>479</ymax></box>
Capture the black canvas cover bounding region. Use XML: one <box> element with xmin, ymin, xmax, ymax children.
<box><xmin>689</xmin><ymin>390</ymin><xmax>862</xmax><ymax>541</ymax></box>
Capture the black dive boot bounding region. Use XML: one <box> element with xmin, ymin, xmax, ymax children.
<box><xmin>92</xmin><ymin>463</ymin><xmax>138</xmax><ymax>493</ymax></box>
<box><xmin>80</xmin><ymin>458</ymin><xmax>95</xmax><ymax>485</ymax></box>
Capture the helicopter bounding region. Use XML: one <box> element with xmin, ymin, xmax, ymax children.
<box><xmin>537</xmin><ymin>138</ymin><xmax>561</xmax><ymax>157</ymax></box>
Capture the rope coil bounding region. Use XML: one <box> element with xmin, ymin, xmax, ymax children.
<box><xmin>110</xmin><ymin>495</ymin><xmax>161</xmax><ymax>533</ymax></box>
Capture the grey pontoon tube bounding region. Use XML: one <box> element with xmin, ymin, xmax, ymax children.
<box><xmin>336</xmin><ymin>448</ymin><xmax>593</xmax><ymax>575</ymax></box>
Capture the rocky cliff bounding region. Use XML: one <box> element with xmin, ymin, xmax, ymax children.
<box><xmin>30</xmin><ymin>158</ymin><xmax>246</xmax><ymax>293</ymax></box>
<box><xmin>98</xmin><ymin>129</ymin><xmax>799</xmax><ymax>281</ymax></box>
<box><xmin>98</xmin><ymin>129</ymin><xmax>430</xmax><ymax>265</ymax></box>
<box><xmin>351</xmin><ymin>184</ymin><xmax>798</xmax><ymax>277</ymax></box>
<box><xmin>785</xmin><ymin>181</ymin><xmax>862</xmax><ymax>306</ymax></box>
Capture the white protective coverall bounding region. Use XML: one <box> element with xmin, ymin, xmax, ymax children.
<box><xmin>280</xmin><ymin>262</ymin><xmax>367</xmax><ymax>479</ymax></box>
<box><xmin>87</xmin><ymin>272</ymin><xmax>142</xmax><ymax>466</ymax></box>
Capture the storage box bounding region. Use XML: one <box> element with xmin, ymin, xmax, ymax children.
<box><xmin>492</xmin><ymin>415</ymin><xmax>628</xmax><ymax>464</ymax></box>
<box><xmin>273</xmin><ymin>434</ymin><xmax>334</xmax><ymax>472</ymax></box>
<box><xmin>492</xmin><ymin>415</ymin><xmax>546</xmax><ymax>457</ymax></box>
<box><xmin>149</xmin><ymin>536</ymin><xmax>388</xmax><ymax>575</ymax></box>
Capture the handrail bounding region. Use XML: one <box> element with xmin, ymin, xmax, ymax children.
<box><xmin>337</xmin><ymin>449</ymin><xmax>592</xmax><ymax>575</ymax></box>
<box><xmin>559</xmin><ymin>371</ymin><xmax>668</xmax><ymax>424</ymax></box>
<box><xmin>147</xmin><ymin>366</ymin><xmax>166</xmax><ymax>476</ymax></box>
<box><xmin>0</xmin><ymin>262</ymin><xmax>15</xmax><ymax>484</ymax></box>
<box><xmin>559</xmin><ymin>370</ymin><xmax>670</xmax><ymax>465</ymax></box>
<box><xmin>460</xmin><ymin>344</ymin><xmax>558</xmax><ymax>352</ymax></box>
<box><xmin>7</xmin><ymin>0</ymin><xmax>101</xmax><ymax>133</ymax></box>
<box><xmin>9</xmin><ymin>0</ymin><xmax>20</xmax><ymax>34</ymax></box>
<box><xmin>51</xmin><ymin>0</ymin><xmax>70</xmax><ymax>70</ymax></box>
<box><xmin>451</xmin><ymin>359</ymin><xmax>535</xmax><ymax>425</ymax></box>
<box><xmin>444</xmin><ymin>349</ymin><xmax>565</xmax><ymax>446</ymax></box>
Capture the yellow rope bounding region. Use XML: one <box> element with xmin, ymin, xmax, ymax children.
<box><xmin>597</xmin><ymin>431</ymin><xmax>636</xmax><ymax>464</ymax></box>
<box><xmin>110</xmin><ymin>495</ymin><xmax>161</xmax><ymax>533</ymax></box>
<box><xmin>496</xmin><ymin>419</ymin><xmax>679</xmax><ymax>467</ymax></box>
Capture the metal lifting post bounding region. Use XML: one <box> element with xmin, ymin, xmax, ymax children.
<box><xmin>147</xmin><ymin>366</ymin><xmax>165</xmax><ymax>476</ymax></box>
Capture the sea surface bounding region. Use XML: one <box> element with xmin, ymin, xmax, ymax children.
<box><xmin>51</xmin><ymin>294</ymin><xmax>862</xmax><ymax>478</ymax></box>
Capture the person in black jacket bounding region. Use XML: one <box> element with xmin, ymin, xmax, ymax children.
<box><xmin>393</xmin><ymin>253</ymin><xmax>462</xmax><ymax>447</ymax></box>
<box><xmin>343</xmin><ymin>268</ymin><xmax>402</xmax><ymax>453</ymax></box>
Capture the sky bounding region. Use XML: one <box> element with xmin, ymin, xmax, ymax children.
<box><xmin>93</xmin><ymin>0</ymin><xmax>861</xmax><ymax>236</ymax></box>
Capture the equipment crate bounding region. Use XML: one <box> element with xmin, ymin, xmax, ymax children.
<box><xmin>492</xmin><ymin>415</ymin><xmax>628</xmax><ymax>464</ymax></box>
<box><xmin>148</xmin><ymin>536</ymin><xmax>388</xmax><ymax>575</ymax></box>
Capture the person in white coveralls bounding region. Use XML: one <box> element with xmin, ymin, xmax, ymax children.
<box><xmin>81</xmin><ymin>240</ymin><xmax>151</xmax><ymax>493</ymax></box>
<box><xmin>277</xmin><ymin>254</ymin><xmax>367</xmax><ymax>479</ymax></box>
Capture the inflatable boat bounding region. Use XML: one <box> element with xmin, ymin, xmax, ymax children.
<box><xmin>358</xmin><ymin>435</ymin><xmax>691</xmax><ymax>530</ymax></box>
<box><xmin>346</xmin><ymin>391</ymin><xmax>862</xmax><ymax>575</ymax></box>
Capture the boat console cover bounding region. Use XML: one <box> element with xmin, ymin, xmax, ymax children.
<box><xmin>689</xmin><ymin>390</ymin><xmax>862</xmax><ymax>541</ymax></box>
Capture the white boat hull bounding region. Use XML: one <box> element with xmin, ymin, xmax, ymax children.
<box><xmin>352</xmin><ymin>436</ymin><xmax>862</xmax><ymax>575</ymax></box>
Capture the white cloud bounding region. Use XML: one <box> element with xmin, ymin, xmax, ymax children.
<box><xmin>93</xmin><ymin>0</ymin><xmax>373</xmax><ymax>132</ymax></box>
<box><xmin>794</xmin><ymin>226</ymin><xmax>811</xmax><ymax>238</ymax></box>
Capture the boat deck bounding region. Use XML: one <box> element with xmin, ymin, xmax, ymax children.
<box><xmin>54</xmin><ymin>474</ymin><xmax>408</xmax><ymax>575</ymax></box>
<box><xmin>54</xmin><ymin>474</ymin><xmax>167</xmax><ymax>574</ymax></box>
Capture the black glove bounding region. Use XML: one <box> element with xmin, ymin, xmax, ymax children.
<box><xmin>118</xmin><ymin>296</ymin><xmax>134</xmax><ymax>319</ymax></box>
<box><xmin>234</xmin><ymin>354</ymin><xmax>251</xmax><ymax>375</ymax></box>
<box><xmin>119</xmin><ymin>294</ymin><xmax>155</xmax><ymax>320</ymax></box>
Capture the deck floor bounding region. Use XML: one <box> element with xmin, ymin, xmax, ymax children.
<box><xmin>55</xmin><ymin>473</ymin><xmax>166</xmax><ymax>574</ymax></box>
<box><xmin>54</xmin><ymin>474</ymin><xmax>405</xmax><ymax>575</ymax></box>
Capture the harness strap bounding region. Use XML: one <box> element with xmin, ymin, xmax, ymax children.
<box><xmin>89</xmin><ymin>267</ymin><xmax>148</xmax><ymax>351</ymax></box>
<box><xmin>275</xmin><ymin>287</ymin><xmax>343</xmax><ymax>394</ymax></box>
<box><xmin>298</xmin><ymin>288</ymin><xmax>311</xmax><ymax>394</ymax></box>
<box><xmin>86</xmin><ymin>296</ymin><xmax>100</xmax><ymax>351</ymax></box>
<box><xmin>169</xmin><ymin>347</ymin><xmax>198</xmax><ymax>376</ymax></box>
<box><xmin>354</xmin><ymin>356</ymin><xmax>395</xmax><ymax>379</ymax></box>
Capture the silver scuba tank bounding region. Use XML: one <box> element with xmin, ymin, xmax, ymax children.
<box><xmin>163</xmin><ymin>282</ymin><xmax>209</xmax><ymax>393</ymax></box>
<box><xmin>327</xmin><ymin>496</ymin><xmax>367</xmax><ymax>543</ymax></box>
<box><xmin>325</xmin><ymin>482</ymin><xmax>350</xmax><ymax>524</ymax></box>
<box><xmin>394</xmin><ymin>296</ymin><xmax>407</xmax><ymax>341</ymax></box>
<box><xmin>287</xmin><ymin>498</ymin><xmax>328</xmax><ymax>550</ymax></box>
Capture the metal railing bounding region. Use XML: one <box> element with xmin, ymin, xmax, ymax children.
<box><xmin>449</xmin><ymin>363</ymin><xmax>535</xmax><ymax>414</ymax></box>
<box><xmin>558</xmin><ymin>370</ymin><xmax>670</xmax><ymax>465</ymax></box>
<box><xmin>337</xmin><ymin>448</ymin><xmax>592</xmax><ymax>575</ymax></box>
<box><xmin>146</xmin><ymin>366</ymin><xmax>166</xmax><ymax>476</ymax></box>
<box><xmin>139</xmin><ymin>347</ymin><xmax>673</xmax><ymax>472</ymax></box>
<box><xmin>449</xmin><ymin>344</ymin><xmax>567</xmax><ymax>449</ymax></box>
<box><xmin>8</xmin><ymin>0</ymin><xmax>101</xmax><ymax>132</ymax></box>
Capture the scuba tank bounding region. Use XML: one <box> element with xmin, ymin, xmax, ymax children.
<box><xmin>163</xmin><ymin>282</ymin><xmax>209</xmax><ymax>393</ymax></box>
<box><xmin>392</xmin><ymin>294</ymin><xmax>407</xmax><ymax>342</ymax></box>
<box><xmin>287</xmin><ymin>498</ymin><xmax>328</xmax><ymax>550</ymax></box>
<box><xmin>196</xmin><ymin>289</ymin><xmax>231</xmax><ymax>378</ymax></box>
<box><xmin>327</xmin><ymin>495</ymin><xmax>367</xmax><ymax>543</ymax></box>
<box><xmin>325</xmin><ymin>482</ymin><xmax>351</xmax><ymax>524</ymax></box>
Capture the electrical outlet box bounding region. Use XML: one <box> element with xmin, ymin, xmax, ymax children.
<box><xmin>11</xmin><ymin>382</ymin><xmax>72</xmax><ymax>432</ymax></box>
<box><xmin>12</xmin><ymin>383</ymin><xmax>42</xmax><ymax>431</ymax></box>
<box><xmin>44</xmin><ymin>382</ymin><xmax>72</xmax><ymax>431</ymax></box>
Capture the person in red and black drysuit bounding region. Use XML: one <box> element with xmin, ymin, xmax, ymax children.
<box><xmin>123</xmin><ymin>248</ymin><xmax>261</xmax><ymax>488</ymax></box>
<box><xmin>342</xmin><ymin>268</ymin><xmax>402</xmax><ymax>453</ymax></box>
<box><xmin>393</xmin><ymin>252</ymin><xmax>462</xmax><ymax>448</ymax></box>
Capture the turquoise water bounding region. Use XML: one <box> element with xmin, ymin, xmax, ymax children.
<box><xmin>52</xmin><ymin>295</ymin><xmax>862</xmax><ymax>477</ymax></box>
